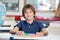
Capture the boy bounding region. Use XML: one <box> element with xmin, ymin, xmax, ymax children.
<box><xmin>10</xmin><ymin>4</ymin><xmax>48</xmax><ymax>37</ymax></box>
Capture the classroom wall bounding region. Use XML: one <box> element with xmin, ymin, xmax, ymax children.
<box><xmin>6</xmin><ymin>0</ymin><xmax>58</xmax><ymax>17</ymax></box>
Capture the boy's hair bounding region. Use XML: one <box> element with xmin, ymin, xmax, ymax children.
<box><xmin>22</xmin><ymin>4</ymin><xmax>36</xmax><ymax>18</ymax></box>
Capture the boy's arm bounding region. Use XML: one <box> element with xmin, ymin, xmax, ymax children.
<box><xmin>10</xmin><ymin>26</ymin><xmax>24</xmax><ymax>36</ymax></box>
<box><xmin>29</xmin><ymin>28</ymin><xmax>48</xmax><ymax>37</ymax></box>
<box><xmin>10</xmin><ymin>26</ymin><xmax>19</xmax><ymax>33</ymax></box>
<box><xmin>35</xmin><ymin>28</ymin><xmax>48</xmax><ymax>36</ymax></box>
<box><xmin>41</xmin><ymin>28</ymin><xmax>48</xmax><ymax>35</ymax></box>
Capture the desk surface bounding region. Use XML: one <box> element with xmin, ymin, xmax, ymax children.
<box><xmin>0</xmin><ymin>32</ymin><xmax>60</xmax><ymax>40</ymax></box>
<box><xmin>0</xmin><ymin>21</ymin><xmax>17</xmax><ymax>30</ymax></box>
<box><xmin>0</xmin><ymin>33</ymin><xmax>48</xmax><ymax>39</ymax></box>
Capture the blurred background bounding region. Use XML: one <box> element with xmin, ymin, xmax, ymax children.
<box><xmin>0</xmin><ymin>0</ymin><xmax>60</xmax><ymax>40</ymax></box>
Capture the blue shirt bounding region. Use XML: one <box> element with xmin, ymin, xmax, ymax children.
<box><xmin>16</xmin><ymin>20</ymin><xmax>44</xmax><ymax>34</ymax></box>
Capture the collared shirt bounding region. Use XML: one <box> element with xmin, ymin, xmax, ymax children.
<box><xmin>16</xmin><ymin>20</ymin><xmax>44</xmax><ymax>34</ymax></box>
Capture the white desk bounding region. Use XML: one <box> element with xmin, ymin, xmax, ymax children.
<box><xmin>0</xmin><ymin>21</ymin><xmax>17</xmax><ymax>30</ymax></box>
<box><xmin>0</xmin><ymin>33</ymin><xmax>48</xmax><ymax>40</ymax></box>
<box><xmin>0</xmin><ymin>32</ymin><xmax>60</xmax><ymax>40</ymax></box>
<box><xmin>48</xmin><ymin>35</ymin><xmax>60</xmax><ymax>40</ymax></box>
<box><xmin>0</xmin><ymin>27</ymin><xmax>12</xmax><ymax>30</ymax></box>
<box><xmin>13</xmin><ymin>34</ymin><xmax>48</xmax><ymax>39</ymax></box>
<box><xmin>0</xmin><ymin>26</ymin><xmax>60</xmax><ymax>40</ymax></box>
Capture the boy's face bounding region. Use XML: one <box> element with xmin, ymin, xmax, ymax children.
<box><xmin>24</xmin><ymin>8</ymin><xmax>34</xmax><ymax>20</ymax></box>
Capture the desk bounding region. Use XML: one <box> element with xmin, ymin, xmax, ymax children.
<box><xmin>48</xmin><ymin>35</ymin><xmax>60</xmax><ymax>40</ymax></box>
<box><xmin>0</xmin><ymin>32</ymin><xmax>48</xmax><ymax>40</ymax></box>
<box><xmin>0</xmin><ymin>21</ymin><xmax>17</xmax><ymax>30</ymax></box>
<box><xmin>12</xmin><ymin>34</ymin><xmax>48</xmax><ymax>39</ymax></box>
<box><xmin>0</xmin><ymin>33</ymin><xmax>60</xmax><ymax>40</ymax></box>
<box><xmin>0</xmin><ymin>27</ymin><xmax>60</xmax><ymax>40</ymax></box>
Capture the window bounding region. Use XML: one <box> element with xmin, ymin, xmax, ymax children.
<box><xmin>25</xmin><ymin>0</ymin><xmax>58</xmax><ymax>12</ymax></box>
<box><xmin>0</xmin><ymin>0</ymin><xmax>19</xmax><ymax>12</ymax></box>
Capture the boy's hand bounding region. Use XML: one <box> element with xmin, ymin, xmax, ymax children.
<box><xmin>16</xmin><ymin>31</ymin><xmax>24</xmax><ymax>36</ymax></box>
<box><xmin>35</xmin><ymin>32</ymin><xmax>44</xmax><ymax>37</ymax></box>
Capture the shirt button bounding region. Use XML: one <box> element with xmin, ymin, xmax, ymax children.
<box><xmin>29</xmin><ymin>26</ymin><xmax>30</xmax><ymax>28</ymax></box>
